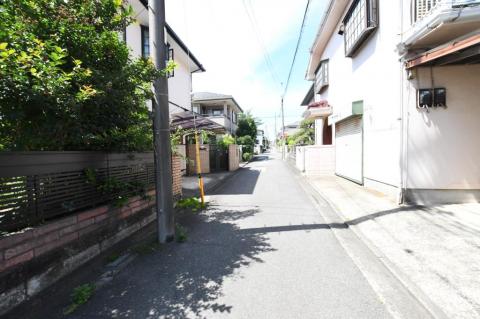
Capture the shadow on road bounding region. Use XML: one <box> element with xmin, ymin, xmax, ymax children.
<box><xmin>209</xmin><ymin>167</ymin><xmax>260</xmax><ymax>196</ymax></box>
<box><xmin>65</xmin><ymin>205</ymin><xmax>274</xmax><ymax>319</ymax></box>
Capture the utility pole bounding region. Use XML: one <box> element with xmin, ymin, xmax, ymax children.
<box><xmin>281</xmin><ymin>96</ymin><xmax>285</xmax><ymax>160</ymax></box>
<box><xmin>274</xmin><ymin>112</ymin><xmax>277</xmax><ymax>148</ymax></box>
<box><xmin>149</xmin><ymin>0</ymin><xmax>174</xmax><ymax>243</ymax></box>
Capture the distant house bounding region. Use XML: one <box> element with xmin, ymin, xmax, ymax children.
<box><xmin>126</xmin><ymin>0</ymin><xmax>205</xmax><ymax>114</ymax></box>
<box><xmin>282</xmin><ymin>122</ymin><xmax>301</xmax><ymax>139</ymax></box>
<box><xmin>191</xmin><ymin>92</ymin><xmax>244</xmax><ymax>135</ymax></box>
<box><xmin>255</xmin><ymin>129</ymin><xmax>265</xmax><ymax>154</ymax></box>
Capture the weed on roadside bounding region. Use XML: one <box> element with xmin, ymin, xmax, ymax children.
<box><xmin>63</xmin><ymin>283</ymin><xmax>95</xmax><ymax>315</ymax></box>
<box><xmin>175</xmin><ymin>197</ymin><xmax>207</xmax><ymax>212</ymax></box>
<box><xmin>106</xmin><ymin>252</ymin><xmax>120</xmax><ymax>264</ymax></box>
<box><xmin>175</xmin><ymin>224</ymin><xmax>188</xmax><ymax>243</ymax></box>
<box><xmin>132</xmin><ymin>241</ymin><xmax>160</xmax><ymax>255</ymax></box>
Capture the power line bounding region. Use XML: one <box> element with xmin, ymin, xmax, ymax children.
<box><xmin>246</xmin><ymin>0</ymin><xmax>280</xmax><ymax>86</ymax></box>
<box><xmin>282</xmin><ymin>0</ymin><xmax>311</xmax><ymax>99</ymax></box>
<box><xmin>241</xmin><ymin>0</ymin><xmax>282</xmax><ymax>91</ymax></box>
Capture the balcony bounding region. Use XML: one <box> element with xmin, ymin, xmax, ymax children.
<box><xmin>404</xmin><ymin>0</ymin><xmax>480</xmax><ymax>49</ymax></box>
<box><xmin>198</xmin><ymin>112</ymin><xmax>237</xmax><ymax>134</ymax></box>
<box><xmin>303</xmin><ymin>101</ymin><xmax>333</xmax><ymax>120</ymax></box>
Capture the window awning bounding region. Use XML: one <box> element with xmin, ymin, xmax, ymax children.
<box><xmin>170</xmin><ymin>111</ymin><xmax>225</xmax><ymax>132</ymax></box>
<box><xmin>406</xmin><ymin>32</ymin><xmax>480</xmax><ymax>69</ymax></box>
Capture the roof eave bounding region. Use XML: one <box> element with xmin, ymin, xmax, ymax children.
<box><xmin>138</xmin><ymin>0</ymin><xmax>205</xmax><ymax>73</ymax></box>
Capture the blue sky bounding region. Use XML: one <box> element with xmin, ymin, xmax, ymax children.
<box><xmin>165</xmin><ymin>0</ymin><xmax>327</xmax><ymax>139</ymax></box>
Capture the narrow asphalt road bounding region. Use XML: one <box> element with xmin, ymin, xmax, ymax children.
<box><xmin>68</xmin><ymin>151</ymin><xmax>396</xmax><ymax>319</ymax></box>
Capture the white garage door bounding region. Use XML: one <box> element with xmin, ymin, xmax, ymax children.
<box><xmin>335</xmin><ymin>116</ymin><xmax>363</xmax><ymax>184</ymax></box>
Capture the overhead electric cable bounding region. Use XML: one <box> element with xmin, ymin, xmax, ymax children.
<box><xmin>282</xmin><ymin>0</ymin><xmax>311</xmax><ymax>98</ymax></box>
<box><xmin>241</xmin><ymin>0</ymin><xmax>282</xmax><ymax>91</ymax></box>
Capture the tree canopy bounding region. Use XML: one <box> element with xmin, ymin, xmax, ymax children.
<box><xmin>235</xmin><ymin>112</ymin><xmax>258</xmax><ymax>140</ymax></box>
<box><xmin>0</xmin><ymin>0</ymin><xmax>160</xmax><ymax>151</ymax></box>
<box><xmin>287</xmin><ymin>119</ymin><xmax>315</xmax><ymax>146</ymax></box>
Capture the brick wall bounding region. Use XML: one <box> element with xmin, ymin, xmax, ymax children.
<box><xmin>186</xmin><ymin>144</ymin><xmax>210</xmax><ymax>175</ymax></box>
<box><xmin>0</xmin><ymin>156</ymin><xmax>183</xmax><ymax>315</ymax></box>
<box><xmin>172</xmin><ymin>155</ymin><xmax>182</xmax><ymax>199</ymax></box>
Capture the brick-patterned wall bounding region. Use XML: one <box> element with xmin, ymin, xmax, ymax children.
<box><xmin>186</xmin><ymin>144</ymin><xmax>210</xmax><ymax>175</ymax></box>
<box><xmin>0</xmin><ymin>155</ymin><xmax>184</xmax><ymax>315</ymax></box>
<box><xmin>228</xmin><ymin>144</ymin><xmax>240</xmax><ymax>171</ymax></box>
<box><xmin>0</xmin><ymin>192</ymin><xmax>157</xmax><ymax>315</ymax></box>
<box><xmin>172</xmin><ymin>155</ymin><xmax>182</xmax><ymax>199</ymax></box>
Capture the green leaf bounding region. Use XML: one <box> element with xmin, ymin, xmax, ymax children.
<box><xmin>0</xmin><ymin>43</ymin><xmax>7</xmax><ymax>50</ymax></box>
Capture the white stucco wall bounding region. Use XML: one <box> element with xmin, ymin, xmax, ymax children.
<box><xmin>319</xmin><ymin>1</ymin><xmax>402</xmax><ymax>188</ymax></box>
<box><xmin>125</xmin><ymin>2</ymin><xmax>196</xmax><ymax>113</ymax></box>
<box><xmin>405</xmin><ymin>65</ymin><xmax>480</xmax><ymax>189</ymax></box>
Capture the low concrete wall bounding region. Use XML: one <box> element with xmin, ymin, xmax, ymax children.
<box><xmin>405</xmin><ymin>189</ymin><xmax>480</xmax><ymax>205</ymax></box>
<box><xmin>0</xmin><ymin>158</ymin><xmax>183</xmax><ymax>315</ymax></box>
<box><xmin>186</xmin><ymin>144</ymin><xmax>210</xmax><ymax>175</ymax></box>
<box><xmin>295</xmin><ymin>145</ymin><xmax>335</xmax><ymax>176</ymax></box>
<box><xmin>228</xmin><ymin>144</ymin><xmax>240</xmax><ymax>171</ymax></box>
<box><xmin>295</xmin><ymin>147</ymin><xmax>305</xmax><ymax>172</ymax></box>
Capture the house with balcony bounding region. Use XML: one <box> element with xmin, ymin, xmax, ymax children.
<box><xmin>305</xmin><ymin>0</ymin><xmax>480</xmax><ymax>204</ymax></box>
<box><xmin>126</xmin><ymin>0</ymin><xmax>205</xmax><ymax>114</ymax></box>
<box><xmin>295</xmin><ymin>86</ymin><xmax>335</xmax><ymax>176</ymax></box>
<box><xmin>191</xmin><ymin>92</ymin><xmax>244</xmax><ymax>135</ymax></box>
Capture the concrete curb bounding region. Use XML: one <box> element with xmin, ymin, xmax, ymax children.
<box><xmin>285</xmin><ymin>161</ymin><xmax>448</xmax><ymax>319</ymax></box>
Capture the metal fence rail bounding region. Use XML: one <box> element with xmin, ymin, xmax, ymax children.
<box><xmin>0</xmin><ymin>152</ymin><xmax>155</xmax><ymax>234</ymax></box>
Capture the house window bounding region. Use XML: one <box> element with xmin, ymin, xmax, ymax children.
<box><xmin>343</xmin><ymin>0</ymin><xmax>378</xmax><ymax>57</ymax></box>
<box><xmin>212</xmin><ymin>109</ymin><xmax>223</xmax><ymax>116</ymax></box>
<box><xmin>315</xmin><ymin>59</ymin><xmax>329</xmax><ymax>93</ymax></box>
<box><xmin>166</xmin><ymin>43</ymin><xmax>174</xmax><ymax>78</ymax></box>
<box><xmin>141</xmin><ymin>26</ymin><xmax>150</xmax><ymax>58</ymax></box>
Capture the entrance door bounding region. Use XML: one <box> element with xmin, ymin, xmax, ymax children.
<box><xmin>335</xmin><ymin>116</ymin><xmax>363</xmax><ymax>184</ymax></box>
<box><xmin>209</xmin><ymin>144</ymin><xmax>229</xmax><ymax>172</ymax></box>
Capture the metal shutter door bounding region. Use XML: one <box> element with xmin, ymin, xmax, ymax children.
<box><xmin>335</xmin><ymin>116</ymin><xmax>363</xmax><ymax>184</ymax></box>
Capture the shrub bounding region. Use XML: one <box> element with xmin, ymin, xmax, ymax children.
<box><xmin>217</xmin><ymin>134</ymin><xmax>235</xmax><ymax>150</ymax></box>
<box><xmin>0</xmin><ymin>0</ymin><xmax>166</xmax><ymax>151</ymax></box>
<box><xmin>243</xmin><ymin>152</ymin><xmax>253</xmax><ymax>162</ymax></box>
<box><xmin>237</xmin><ymin>135</ymin><xmax>254</xmax><ymax>154</ymax></box>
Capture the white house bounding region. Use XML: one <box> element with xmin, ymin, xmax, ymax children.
<box><xmin>305</xmin><ymin>0</ymin><xmax>480</xmax><ymax>204</ymax></box>
<box><xmin>126</xmin><ymin>0</ymin><xmax>205</xmax><ymax>114</ymax></box>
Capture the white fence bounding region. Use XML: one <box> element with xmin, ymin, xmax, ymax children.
<box><xmin>295</xmin><ymin>145</ymin><xmax>335</xmax><ymax>176</ymax></box>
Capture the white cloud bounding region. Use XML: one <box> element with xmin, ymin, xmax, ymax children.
<box><xmin>165</xmin><ymin>0</ymin><xmax>325</xmax><ymax>139</ymax></box>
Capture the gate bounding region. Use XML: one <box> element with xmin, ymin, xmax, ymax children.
<box><xmin>209</xmin><ymin>144</ymin><xmax>229</xmax><ymax>172</ymax></box>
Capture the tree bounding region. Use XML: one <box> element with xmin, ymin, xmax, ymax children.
<box><xmin>0</xmin><ymin>0</ymin><xmax>162</xmax><ymax>151</ymax></box>
<box><xmin>236</xmin><ymin>135</ymin><xmax>254</xmax><ymax>154</ymax></box>
<box><xmin>235</xmin><ymin>112</ymin><xmax>258</xmax><ymax>140</ymax></box>
<box><xmin>289</xmin><ymin>119</ymin><xmax>315</xmax><ymax>146</ymax></box>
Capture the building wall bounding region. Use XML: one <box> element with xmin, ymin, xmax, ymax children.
<box><xmin>125</xmin><ymin>22</ymin><xmax>193</xmax><ymax>113</ymax></box>
<box><xmin>404</xmin><ymin>65</ymin><xmax>480</xmax><ymax>189</ymax></box>
<box><xmin>319</xmin><ymin>1</ymin><xmax>402</xmax><ymax>189</ymax></box>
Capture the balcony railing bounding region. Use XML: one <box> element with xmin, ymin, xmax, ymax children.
<box><xmin>415</xmin><ymin>0</ymin><xmax>480</xmax><ymax>22</ymax></box>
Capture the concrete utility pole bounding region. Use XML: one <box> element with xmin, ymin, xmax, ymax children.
<box><xmin>149</xmin><ymin>0</ymin><xmax>174</xmax><ymax>243</ymax></box>
<box><xmin>281</xmin><ymin>97</ymin><xmax>285</xmax><ymax>160</ymax></box>
<box><xmin>274</xmin><ymin>112</ymin><xmax>277</xmax><ymax>147</ymax></box>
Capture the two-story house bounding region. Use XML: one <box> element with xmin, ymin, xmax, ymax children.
<box><xmin>305</xmin><ymin>0</ymin><xmax>480</xmax><ymax>204</ymax></box>
<box><xmin>126</xmin><ymin>0</ymin><xmax>205</xmax><ymax>114</ymax></box>
<box><xmin>191</xmin><ymin>92</ymin><xmax>244</xmax><ymax>135</ymax></box>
